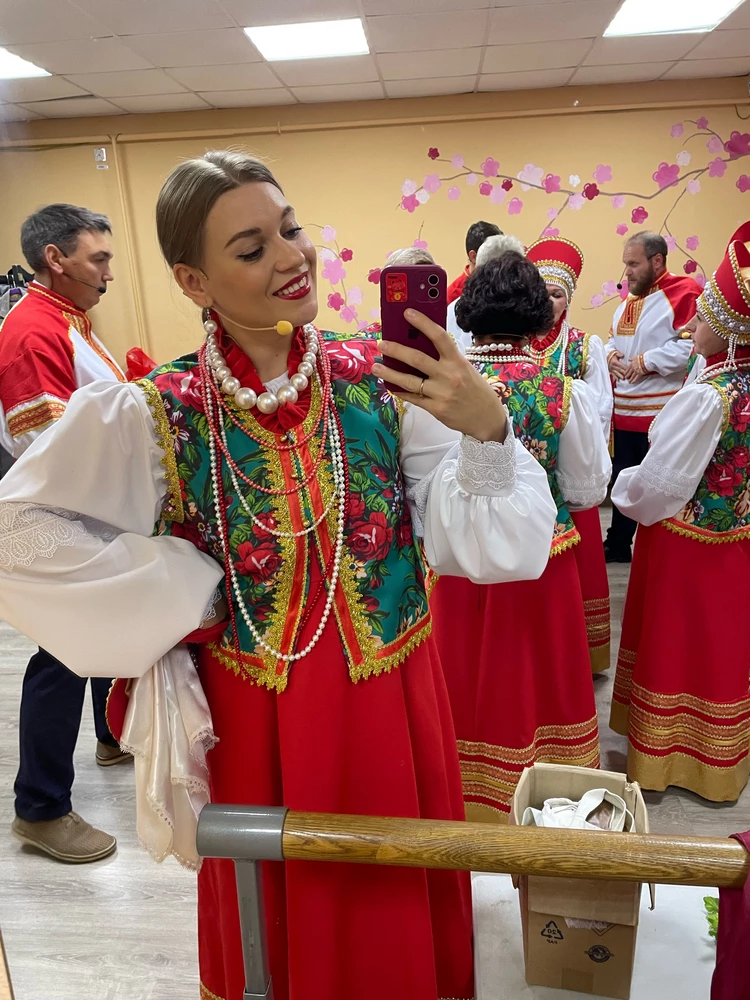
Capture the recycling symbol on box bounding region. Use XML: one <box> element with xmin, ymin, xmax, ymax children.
<box><xmin>541</xmin><ymin>921</ymin><xmax>564</xmax><ymax>943</ymax></box>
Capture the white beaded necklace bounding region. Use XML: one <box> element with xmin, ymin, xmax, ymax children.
<box><xmin>528</xmin><ymin>319</ymin><xmax>570</xmax><ymax>376</ymax></box>
<box><xmin>465</xmin><ymin>341</ymin><xmax>533</xmax><ymax>365</ymax></box>
<box><xmin>695</xmin><ymin>336</ymin><xmax>750</xmax><ymax>383</ymax></box>
<box><xmin>204</xmin><ymin>317</ymin><xmax>318</xmax><ymax>414</ymax></box>
<box><xmin>205</xmin><ymin>325</ymin><xmax>347</xmax><ymax>663</ymax></box>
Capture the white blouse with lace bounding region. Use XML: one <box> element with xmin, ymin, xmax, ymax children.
<box><xmin>611</xmin><ymin>381</ymin><xmax>725</xmax><ymax>525</ymax></box>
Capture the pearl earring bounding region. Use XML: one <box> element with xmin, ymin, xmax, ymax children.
<box><xmin>202</xmin><ymin>307</ymin><xmax>218</xmax><ymax>337</ymax></box>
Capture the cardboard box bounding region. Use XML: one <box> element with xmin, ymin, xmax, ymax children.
<box><xmin>510</xmin><ymin>763</ymin><xmax>652</xmax><ymax>1000</ymax></box>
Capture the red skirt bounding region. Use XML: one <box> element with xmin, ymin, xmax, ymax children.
<box><xmin>196</xmin><ymin>622</ymin><xmax>474</xmax><ymax>1000</ymax></box>
<box><xmin>611</xmin><ymin>522</ymin><xmax>750</xmax><ymax>802</ymax></box>
<box><xmin>571</xmin><ymin>507</ymin><xmax>611</xmax><ymax>673</ymax></box>
<box><xmin>430</xmin><ymin>548</ymin><xmax>600</xmax><ymax>823</ymax></box>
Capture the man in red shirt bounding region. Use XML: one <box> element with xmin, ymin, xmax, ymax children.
<box><xmin>0</xmin><ymin>204</ymin><xmax>126</xmax><ymax>864</ymax></box>
<box><xmin>447</xmin><ymin>221</ymin><xmax>503</xmax><ymax>303</ymax></box>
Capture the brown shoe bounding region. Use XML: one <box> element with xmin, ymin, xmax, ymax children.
<box><xmin>95</xmin><ymin>740</ymin><xmax>132</xmax><ymax>767</ymax></box>
<box><xmin>12</xmin><ymin>812</ymin><xmax>117</xmax><ymax>863</ymax></box>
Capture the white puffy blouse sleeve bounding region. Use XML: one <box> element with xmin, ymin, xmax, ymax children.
<box><xmin>582</xmin><ymin>334</ymin><xmax>614</xmax><ymax>440</ymax></box>
<box><xmin>556</xmin><ymin>380</ymin><xmax>612</xmax><ymax>510</ymax></box>
<box><xmin>611</xmin><ymin>383</ymin><xmax>724</xmax><ymax>525</ymax></box>
<box><xmin>399</xmin><ymin>403</ymin><xmax>556</xmax><ymax>583</ymax></box>
<box><xmin>0</xmin><ymin>380</ymin><xmax>223</xmax><ymax>678</ymax></box>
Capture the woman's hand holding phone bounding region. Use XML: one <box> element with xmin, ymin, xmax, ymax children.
<box><xmin>373</xmin><ymin>309</ymin><xmax>507</xmax><ymax>443</ymax></box>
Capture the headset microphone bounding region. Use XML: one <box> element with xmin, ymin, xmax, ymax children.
<box><xmin>63</xmin><ymin>271</ymin><xmax>107</xmax><ymax>295</ymax></box>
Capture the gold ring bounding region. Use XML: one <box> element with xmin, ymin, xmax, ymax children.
<box><xmin>419</xmin><ymin>378</ymin><xmax>427</xmax><ymax>398</ymax></box>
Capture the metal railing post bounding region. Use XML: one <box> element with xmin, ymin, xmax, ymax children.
<box><xmin>197</xmin><ymin>805</ymin><xmax>288</xmax><ymax>1000</ymax></box>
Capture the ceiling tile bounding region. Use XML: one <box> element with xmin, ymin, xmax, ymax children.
<box><xmin>200</xmin><ymin>88</ymin><xmax>297</xmax><ymax>108</ymax></box>
<box><xmin>221</xmin><ymin>0</ymin><xmax>360</xmax><ymax>26</ymax></box>
<box><xmin>662</xmin><ymin>56</ymin><xmax>750</xmax><ymax>79</ymax></box>
<box><xmin>0</xmin><ymin>0</ymin><xmax>110</xmax><ymax>45</ymax></box>
<box><xmin>717</xmin><ymin>1</ymin><xmax>750</xmax><ymax>29</ymax></box>
<box><xmin>0</xmin><ymin>103</ymin><xmax>42</xmax><ymax>122</ymax></box>
<box><xmin>483</xmin><ymin>39</ymin><xmax>591</xmax><ymax>74</ymax></box>
<box><xmin>124</xmin><ymin>29</ymin><xmax>263</xmax><ymax>68</ymax></box>
<box><xmin>570</xmin><ymin>62</ymin><xmax>676</xmax><ymax>85</ymax></box>
<box><xmin>584</xmin><ymin>34</ymin><xmax>701</xmax><ymax>66</ymax></box>
<box><xmin>378</xmin><ymin>47</ymin><xmax>482</xmax><ymax>79</ymax></box>
<box><xmin>686</xmin><ymin>28</ymin><xmax>750</xmax><ymax>60</ymax></box>
<box><xmin>272</xmin><ymin>56</ymin><xmax>379</xmax><ymax>87</ymax></box>
<box><xmin>5</xmin><ymin>38</ymin><xmax>153</xmax><ymax>76</ymax></box>
<box><xmin>385</xmin><ymin>76</ymin><xmax>476</xmax><ymax>98</ymax></box>
<box><xmin>169</xmin><ymin>63</ymin><xmax>281</xmax><ymax>91</ymax></box>
<box><xmin>488</xmin><ymin>1</ymin><xmax>619</xmax><ymax>44</ymax></box>
<box><xmin>64</xmin><ymin>69</ymin><xmax>188</xmax><ymax>98</ymax></box>
<box><xmin>18</xmin><ymin>97</ymin><xmax>124</xmax><ymax>117</ymax></box>
<box><xmin>479</xmin><ymin>68</ymin><xmax>574</xmax><ymax>91</ymax></box>
<box><xmin>292</xmin><ymin>82</ymin><xmax>385</xmax><ymax>103</ymax></box>
<box><xmin>368</xmin><ymin>10</ymin><xmax>489</xmax><ymax>52</ymax></box>
<box><xmin>363</xmin><ymin>0</ymin><xmax>490</xmax><ymax>12</ymax></box>
<box><xmin>72</xmin><ymin>0</ymin><xmax>234</xmax><ymax>35</ymax></box>
<box><xmin>110</xmin><ymin>93</ymin><xmax>213</xmax><ymax>114</ymax></box>
<box><xmin>0</xmin><ymin>77</ymin><xmax>88</xmax><ymax>104</ymax></box>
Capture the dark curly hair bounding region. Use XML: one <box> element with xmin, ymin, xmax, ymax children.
<box><xmin>455</xmin><ymin>251</ymin><xmax>554</xmax><ymax>340</ymax></box>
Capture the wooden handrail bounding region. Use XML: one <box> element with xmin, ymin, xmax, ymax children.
<box><xmin>282</xmin><ymin>812</ymin><xmax>750</xmax><ymax>889</ymax></box>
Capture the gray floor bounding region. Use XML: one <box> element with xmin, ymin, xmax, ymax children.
<box><xmin>0</xmin><ymin>522</ymin><xmax>746</xmax><ymax>999</ymax></box>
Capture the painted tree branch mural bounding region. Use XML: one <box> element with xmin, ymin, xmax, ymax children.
<box><xmin>312</xmin><ymin>116</ymin><xmax>750</xmax><ymax>327</ymax></box>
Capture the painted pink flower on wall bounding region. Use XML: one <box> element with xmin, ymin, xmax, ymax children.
<box><xmin>665</xmin><ymin>235</ymin><xmax>678</xmax><ymax>252</ymax></box>
<box><xmin>479</xmin><ymin>181</ymin><xmax>493</xmax><ymax>196</ymax></box>
<box><xmin>590</xmin><ymin>293</ymin><xmax>605</xmax><ymax>307</ymax></box>
<box><xmin>413</xmin><ymin>238</ymin><xmax>429</xmax><ymax>250</ymax></box>
<box><xmin>653</xmin><ymin>162</ymin><xmax>680</xmax><ymax>188</ymax></box>
<box><xmin>328</xmin><ymin>292</ymin><xmax>344</xmax><ymax>311</ymax></box>
<box><xmin>341</xmin><ymin>306</ymin><xmax>358</xmax><ymax>323</ymax></box>
<box><xmin>676</xmin><ymin>150</ymin><xmax>691</xmax><ymax>166</ymax></box>
<box><xmin>631</xmin><ymin>206</ymin><xmax>649</xmax><ymax>224</ymax></box>
<box><xmin>401</xmin><ymin>194</ymin><xmax>419</xmax><ymax>212</ymax></box>
<box><xmin>490</xmin><ymin>186</ymin><xmax>507</xmax><ymax>204</ymax></box>
<box><xmin>616</xmin><ymin>223</ymin><xmax>629</xmax><ymax>236</ymax></box>
<box><xmin>602</xmin><ymin>280</ymin><xmax>619</xmax><ymax>296</ymax></box>
<box><xmin>321</xmin><ymin>225</ymin><xmax>336</xmax><ymax>242</ymax></box>
<box><xmin>502</xmin><ymin>179</ymin><xmax>513</xmax><ymax>191</ymax></box>
<box><xmin>737</xmin><ymin>175</ymin><xmax>750</xmax><ymax>193</ymax></box>
<box><xmin>686</xmin><ymin>235</ymin><xmax>700</xmax><ymax>251</ymax></box>
<box><xmin>708</xmin><ymin>158</ymin><xmax>727</xmax><ymax>178</ymax></box>
<box><xmin>547</xmin><ymin>207</ymin><xmax>559</xmax><ymax>220</ymax></box>
<box><xmin>347</xmin><ymin>286</ymin><xmax>364</xmax><ymax>305</ymax></box>
<box><xmin>684</xmin><ymin>260</ymin><xmax>698</xmax><ymax>274</ymax></box>
<box><xmin>481</xmin><ymin>157</ymin><xmax>500</xmax><ymax>177</ymax></box>
<box><xmin>569</xmin><ymin>193</ymin><xmax>586</xmax><ymax>210</ymax></box>
<box><xmin>448</xmin><ymin>186</ymin><xmax>461</xmax><ymax>200</ymax></box>
<box><xmin>695</xmin><ymin>273</ymin><xmax>707</xmax><ymax>289</ymax></box>
<box><xmin>543</xmin><ymin>173</ymin><xmax>561</xmax><ymax>193</ymax></box>
<box><xmin>569</xmin><ymin>174</ymin><xmax>581</xmax><ymax>187</ymax></box>
<box><xmin>725</xmin><ymin>132</ymin><xmax>750</xmax><ymax>159</ymax></box>
<box><xmin>322</xmin><ymin>257</ymin><xmax>347</xmax><ymax>284</ymax></box>
<box><xmin>543</xmin><ymin>227</ymin><xmax>560</xmax><ymax>236</ymax></box>
<box><xmin>687</xmin><ymin>179</ymin><xmax>701</xmax><ymax>194</ymax></box>
<box><xmin>424</xmin><ymin>174</ymin><xmax>442</xmax><ymax>194</ymax></box>
<box><xmin>670</xmin><ymin>123</ymin><xmax>684</xmax><ymax>138</ymax></box>
<box><xmin>428</xmin><ymin>147</ymin><xmax>440</xmax><ymax>160</ymax></box>
<box><xmin>451</xmin><ymin>155</ymin><xmax>464</xmax><ymax>168</ymax></box>
<box><xmin>611</xmin><ymin>195</ymin><xmax>626</xmax><ymax>209</ymax></box>
<box><xmin>466</xmin><ymin>173</ymin><xmax>478</xmax><ymax>186</ymax></box>
<box><xmin>707</xmin><ymin>135</ymin><xmax>724</xmax><ymax>154</ymax></box>
<box><xmin>340</xmin><ymin>248</ymin><xmax>353</xmax><ymax>262</ymax></box>
<box><xmin>402</xmin><ymin>179</ymin><xmax>418</xmax><ymax>195</ymax></box>
<box><xmin>508</xmin><ymin>197</ymin><xmax>523</xmax><ymax>215</ymax></box>
<box><xmin>583</xmin><ymin>182</ymin><xmax>600</xmax><ymax>200</ymax></box>
<box><xmin>593</xmin><ymin>164</ymin><xmax>613</xmax><ymax>184</ymax></box>
<box><xmin>368</xmin><ymin>269</ymin><xmax>381</xmax><ymax>284</ymax></box>
<box><xmin>696</xmin><ymin>117</ymin><xmax>709</xmax><ymax>130</ymax></box>
<box><xmin>518</xmin><ymin>163</ymin><xmax>544</xmax><ymax>191</ymax></box>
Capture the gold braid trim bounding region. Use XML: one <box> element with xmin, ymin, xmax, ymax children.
<box><xmin>135</xmin><ymin>379</ymin><xmax>184</xmax><ymax>523</ymax></box>
<box><xmin>580</xmin><ymin>332</ymin><xmax>591</xmax><ymax>377</ymax></box>
<box><xmin>714</xmin><ymin>383</ymin><xmax>732</xmax><ymax>434</ymax></box>
<box><xmin>662</xmin><ymin>519</ymin><xmax>750</xmax><ymax>544</ymax></box>
<box><xmin>549</xmin><ymin>525</ymin><xmax>580</xmax><ymax>557</ymax></box>
<box><xmin>626</xmin><ymin>744</ymin><xmax>750</xmax><ymax>802</ymax></box>
<box><xmin>560</xmin><ymin>375</ymin><xmax>572</xmax><ymax>430</ymax></box>
<box><xmin>200</xmin><ymin>983</ymin><xmax>226</xmax><ymax>1000</ymax></box>
<box><xmin>349</xmin><ymin>615</ymin><xmax>432</xmax><ymax>684</ymax></box>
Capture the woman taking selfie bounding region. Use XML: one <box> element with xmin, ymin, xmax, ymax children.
<box><xmin>0</xmin><ymin>152</ymin><xmax>556</xmax><ymax>1000</ymax></box>
<box><xmin>431</xmin><ymin>252</ymin><xmax>610</xmax><ymax>822</ymax></box>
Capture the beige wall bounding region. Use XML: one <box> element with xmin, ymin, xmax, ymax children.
<box><xmin>0</xmin><ymin>77</ymin><xmax>748</xmax><ymax>365</ymax></box>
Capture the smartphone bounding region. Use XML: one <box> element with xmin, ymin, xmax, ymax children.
<box><xmin>380</xmin><ymin>264</ymin><xmax>447</xmax><ymax>393</ymax></box>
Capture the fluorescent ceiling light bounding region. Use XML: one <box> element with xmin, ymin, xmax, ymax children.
<box><xmin>244</xmin><ymin>18</ymin><xmax>369</xmax><ymax>61</ymax></box>
<box><xmin>0</xmin><ymin>46</ymin><xmax>50</xmax><ymax>79</ymax></box>
<box><xmin>604</xmin><ymin>0</ymin><xmax>746</xmax><ymax>36</ymax></box>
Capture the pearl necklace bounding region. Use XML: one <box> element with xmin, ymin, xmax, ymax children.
<box><xmin>203</xmin><ymin>317</ymin><xmax>318</xmax><ymax>414</ymax></box>
<box><xmin>528</xmin><ymin>319</ymin><xmax>570</xmax><ymax>376</ymax></box>
<box><xmin>696</xmin><ymin>358</ymin><xmax>750</xmax><ymax>383</ymax></box>
<box><xmin>203</xmin><ymin>325</ymin><xmax>348</xmax><ymax>663</ymax></box>
<box><xmin>465</xmin><ymin>343</ymin><xmax>533</xmax><ymax>365</ymax></box>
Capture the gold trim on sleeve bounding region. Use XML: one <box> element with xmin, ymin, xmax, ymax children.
<box><xmin>135</xmin><ymin>378</ymin><xmax>184</xmax><ymax>523</ymax></box>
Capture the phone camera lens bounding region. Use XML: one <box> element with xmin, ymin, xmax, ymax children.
<box><xmin>428</xmin><ymin>287</ymin><xmax>439</xmax><ymax>299</ymax></box>
<box><xmin>428</xmin><ymin>274</ymin><xmax>440</xmax><ymax>286</ymax></box>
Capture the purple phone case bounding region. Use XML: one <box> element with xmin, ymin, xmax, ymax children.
<box><xmin>380</xmin><ymin>264</ymin><xmax>447</xmax><ymax>394</ymax></box>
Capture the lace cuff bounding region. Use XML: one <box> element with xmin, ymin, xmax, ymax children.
<box><xmin>637</xmin><ymin>461</ymin><xmax>697</xmax><ymax>500</ymax></box>
<box><xmin>456</xmin><ymin>433</ymin><xmax>516</xmax><ymax>495</ymax></box>
<box><xmin>200</xmin><ymin>587</ymin><xmax>222</xmax><ymax>626</ymax></box>
<box><xmin>405</xmin><ymin>468</ymin><xmax>436</xmax><ymax>539</ymax></box>
<box><xmin>0</xmin><ymin>502</ymin><xmax>86</xmax><ymax>573</ymax></box>
<box><xmin>557</xmin><ymin>471</ymin><xmax>610</xmax><ymax>508</ymax></box>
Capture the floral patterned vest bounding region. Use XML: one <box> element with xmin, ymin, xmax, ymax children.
<box><xmin>473</xmin><ymin>358</ymin><xmax>579</xmax><ymax>555</ymax></box>
<box><xmin>138</xmin><ymin>338</ymin><xmax>431</xmax><ymax>692</ymax></box>
<box><xmin>665</xmin><ymin>368</ymin><xmax>750</xmax><ymax>543</ymax></box>
<box><xmin>530</xmin><ymin>324</ymin><xmax>590</xmax><ymax>379</ymax></box>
